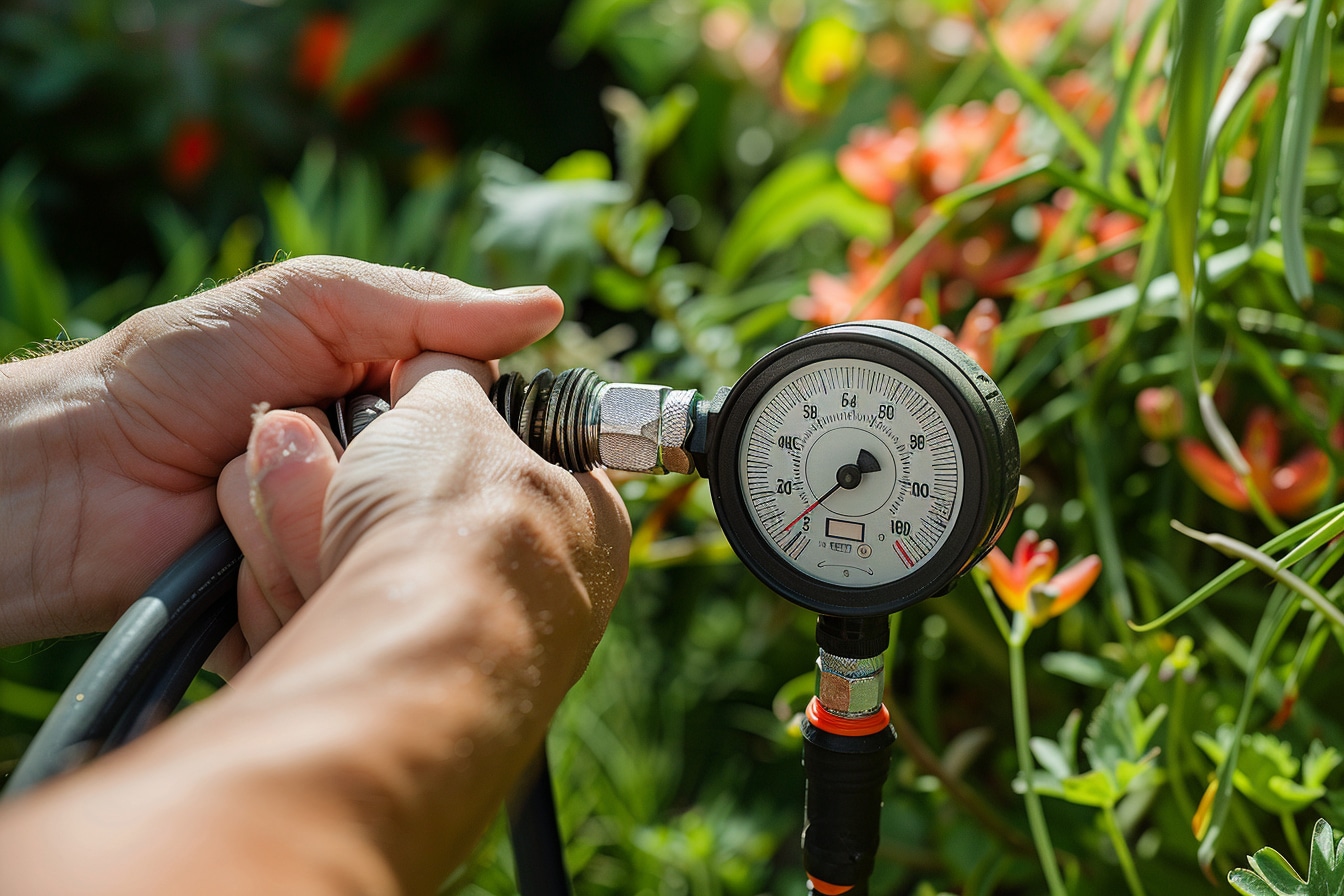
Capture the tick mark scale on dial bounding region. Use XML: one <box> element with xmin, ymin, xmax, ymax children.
<box><xmin>894</xmin><ymin>540</ymin><xmax>915</xmax><ymax>568</ymax></box>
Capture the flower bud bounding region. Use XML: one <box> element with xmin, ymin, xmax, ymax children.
<box><xmin>1136</xmin><ymin>386</ymin><xmax>1184</xmax><ymax>441</ymax></box>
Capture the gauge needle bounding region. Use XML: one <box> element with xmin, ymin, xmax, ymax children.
<box><xmin>783</xmin><ymin>449</ymin><xmax>881</xmax><ymax>531</ymax></box>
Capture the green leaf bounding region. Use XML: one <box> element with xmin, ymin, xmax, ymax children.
<box><xmin>0</xmin><ymin>159</ymin><xmax>69</xmax><ymax>340</ymax></box>
<box><xmin>591</xmin><ymin>265</ymin><xmax>649</xmax><ymax>312</ymax></box>
<box><xmin>264</xmin><ymin>180</ymin><xmax>326</xmax><ymax>259</ymax></box>
<box><xmin>1132</xmin><ymin>501</ymin><xmax>1344</xmax><ymax>632</ymax></box>
<box><xmin>1307</xmin><ymin>819</ymin><xmax>1344</xmax><ymax>896</ymax></box>
<box><xmin>644</xmin><ymin>85</ymin><xmax>698</xmax><ymax>161</ymax></box>
<box><xmin>1002</xmin><ymin>243</ymin><xmax>1252</xmax><ymax>341</ymax></box>
<box><xmin>1277</xmin><ymin>0</ymin><xmax>1331</xmax><ymax>302</ymax></box>
<box><xmin>780</xmin><ymin>16</ymin><xmax>863</xmax><ymax>114</ymax></box>
<box><xmin>555</xmin><ymin>0</ymin><xmax>652</xmax><ymax>63</ymax></box>
<box><xmin>1303</xmin><ymin>742</ymin><xmax>1343</xmax><ymax>790</ymax></box>
<box><xmin>339</xmin><ymin>0</ymin><xmax>441</xmax><ymax>92</ymax></box>
<box><xmin>1083</xmin><ymin>666</ymin><xmax>1153</xmax><ymax>772</ymax></box>
<box><xmin>604</xmin><ymin>201</ymin><xmax>671</xmax><ymax>277</ymax></box>
<box><xmin>1199</xmin><ymin>588</ymin><xmax>1302</xmax><ymax>871</ymax></box>
<box><xmin>1163</xmin><ymin>0</ymin><xmax>1221</xmax><ymax>302</ymax></box>
<box><xmin>1265</xmin><ymin>777</ymin><xmax>1324</xmax><ymax>815</ymax></box>
<box><xmin>546</xmin><ymin>150</ymin><xmax>614</xmax><ymax>183</ymax></box>
<box><xmin>1059</xmin><ymin>769</ymin><xmax>1117</xmax><ymax>808</ymax></box>
<box><xmin>0</xmin><ymin>678</ymin><xmax>59</xmax><ymax>720</ymax></box>
<box><xmin>1041</xmin><ymin>651</ymin><xmax>1122</xmax><ymax>689</ymax></box>
<box><xmin>1030</xmin><ymin>736</ymin><xmax>1073</xmax><ymax>780</ymax></box>
<box><xmin>715</xmin><ymin>154</ymin><xmax>888</xmax><ymax>286</ymax></box>
<box><xmin>1231</xmin><ymin>869</ymin><xmax>1286</xmax><ymax>896</ymax></box>
<box><xmin>1274</xmin><ymin>504</ymin><xmax>1344</xmax><ymax>573</ymax></box>
<box><xmin>475</xmin><ymin>152</ymin><xmax>630</xmax><ymax>300</ymax></box>
<box><xmin>1249</xmin><ymin>846</ymin><xmax>1309</xmax><ymax>896</ymax></box>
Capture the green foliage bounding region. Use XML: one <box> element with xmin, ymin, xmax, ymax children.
<box><xmin>1230</xmin><ymin>819</ymin><xmax>1344</xmax><ymax>896</ymax></box>
<box><xmin>1196</xmin><ymin>730</ymin><xmax>1341</xmax><ymax>816</ymax></box>
<box><xmin>7</xmin><ymin>0</ymin><xmax>1344</xmax><ymax>893</ymax></box>
<box><xmin>1026</xmin><ymin>667</ymin><xmax>1166</xmax><ymax>809</ymax></box>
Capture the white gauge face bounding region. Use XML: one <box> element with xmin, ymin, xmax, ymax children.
<box><xmin>738</xmin><ymin>358</ymin><xmax>965</xmax><ymax>588</ymax></box>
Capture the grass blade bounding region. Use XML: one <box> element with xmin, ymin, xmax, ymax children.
<box><xmin>1277</xmin><ymin>0</ymin><xmax>1330</xmax><ymax>302</ymax></box>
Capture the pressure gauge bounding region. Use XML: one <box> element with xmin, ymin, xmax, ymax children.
<box><xmin>706</xmin><ymin>321</ymin><xmax>1018</xmax><ymax>616</ymax></box>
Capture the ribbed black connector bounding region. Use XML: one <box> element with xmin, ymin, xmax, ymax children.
<box><xmin>490</xmin><ymin>368</ymin><xmax>606</xmax><ymax>471</ymax></box>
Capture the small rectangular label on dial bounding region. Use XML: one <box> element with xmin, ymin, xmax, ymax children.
<box><xmin>825</xmin><ymin>519</ymin><xmax>865</xmax><ymax>543</ymax></box>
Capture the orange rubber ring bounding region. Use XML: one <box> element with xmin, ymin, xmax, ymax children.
<box><xmin>805</xmin><ymin>697</ymin><xmax>891</xmax><ymax>737</ymax></box>
<box><xmin>807</xmin><ymin>874</ymin><xmax>853</xmax><ymax>894</ymax></box>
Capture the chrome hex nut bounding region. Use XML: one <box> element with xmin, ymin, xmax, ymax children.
<box><xmin>597</xmin><ymin>383</ymin><xmax>669</xmax><ymax>473</ymax></box>
<box><xmin>816</xmin><ymin>652</ymin><xmax>884</xmax><ymax>718</ymax></box>
<box><xmin>658</xmin><ymin>389</ymin><xmax>698</xmax><ymax>475</ymax></box>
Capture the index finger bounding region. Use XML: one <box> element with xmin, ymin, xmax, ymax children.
<box><xmin>251</xmin><ymin>257</ymin><xmax>564</xmax><ymax>362</ymax></box>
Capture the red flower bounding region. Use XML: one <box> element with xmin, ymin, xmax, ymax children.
<box><xmin>1177</xmin><ymin>407</ymin><xmax>1334</xmax><ymax>518</ymax></box>
<box><xmin>294</xmin><ymin>14</ymin><xmax>350</xmax><ymax>92</ymax></box>
<box><xmin>164</xmin><ymin>119</ymin><xmax>218</xmax><ymax>190</ymax></box>
<box><xmin>982</xmin><ymin>530</ymin><xmax>1102</xmax><ymax>627</ymax></box>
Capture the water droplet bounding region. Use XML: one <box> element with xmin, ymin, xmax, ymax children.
<box><xmin>519</xmin><ymin>699</ymin><xmax>533</xmax><ymax>715</ymax></box>
<box><xmin>454</xmin><ymin>739</ymin><xmax>475</xmax><ymax>758</ymax></box>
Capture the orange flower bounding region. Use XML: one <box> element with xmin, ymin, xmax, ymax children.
<box><xmin>1177</xmin><ymin>407</ymin><xmax>1334</xmax><ymax>518</ymax></box>
<box><xmin>793</xmin><ymin>230</ymin><xmax>1031</xmax><ymax>328</ymax></box>
<box><xmin>794</xmin><ymin>237</ymin><xmax>942</xmax><ymax>326</ymax></box>
<box><xmin>837</xmin><ymin>125</ymin><xmax>919</xmax><ymax>205</ymax></box>
<box><xmin>899</xmin><ymin>297</ymin><xmax>1000</xmax><ymax>375</ymax></box>
<box><xmin>918</xmin><ymin>94</ymin><xmax>1026</xmax><ymax>198</ymax></box>
<box><xmin>835</xmin><ymin>94</ymin><xmax>1026</xmax><ymax>207</ymax></box>
<box><xmin>982</xmin><ymin>530</ymin><xmax>1102</xmax><ymax>627</ymax></box>
<box><xmin>991</xmin><ymin>8</ymin><xmax>1065</xmax><ymax>69</ymax></box>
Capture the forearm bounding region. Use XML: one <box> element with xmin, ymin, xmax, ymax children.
<box><xmin>0</xmin><ymin>512</ymin><xmax>591</xmax><ymax>895</ymax></box>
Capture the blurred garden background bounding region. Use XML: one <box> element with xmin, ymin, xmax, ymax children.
<box><xmin>6</xmin><ymin>0</ymin><xmax>1344</xmax><ymax>893</ymax></box>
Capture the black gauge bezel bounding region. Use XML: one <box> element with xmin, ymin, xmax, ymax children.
<box><xmin>706</xmin><ymin>321</ymin><xmax>1018</xmax><ymax>616</ymax></box>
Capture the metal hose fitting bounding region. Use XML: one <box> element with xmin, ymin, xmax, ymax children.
<box><xmin>490</xmin><ymin>368</ymin><xmax>705</xmax><ymax>475</ymax></box>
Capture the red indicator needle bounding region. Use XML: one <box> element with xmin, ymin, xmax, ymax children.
<box><xmin>894</xmin><ymin>539</ymin><xmax>915</xmax><ymax>568</ymax></box>
<box><xmin>781</xmin><ymin>450</ymin><xmax>881</xmax><ymax>533</ymax></box>
<box><xmin>783</xmin><ymin>482</ymin><xmax>843</xmax><ymax>532</ymax></box>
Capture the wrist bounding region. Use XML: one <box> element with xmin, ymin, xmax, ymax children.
<box><xmin>0</xmin><ymin>351</ymin><xmax>97</xmax><ymax>641</ymax></box>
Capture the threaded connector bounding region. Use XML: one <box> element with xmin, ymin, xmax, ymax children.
<box><xmin>490</xmin><ymin>368</ymin><xmax>701</xmax><ymax>475</ymax></box>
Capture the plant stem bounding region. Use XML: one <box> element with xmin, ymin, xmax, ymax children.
<box><xmin>1165</xmin><ymin>675</ymin><xmax>1197</xmax><ymax>825</ymax></box>
<box><xmin>1102</xmin><ymin>804</ymin><xmax>1148</xmax><ymax>896</ymax></box>
<box><xmin>1280</xmin><ymin>812</ymin><xmax>1308</xmax><ymax>871</ymax></box>
<box><xmin>1009</xmin><ymin>613</ymin><xmax>1069</xmax><ymax>896</ymax></box>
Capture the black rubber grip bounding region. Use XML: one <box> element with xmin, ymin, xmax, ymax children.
<box><xmin>801</xmin><ymin>717</ymin><xmax>895</xmax><ymax>892</ymax></box>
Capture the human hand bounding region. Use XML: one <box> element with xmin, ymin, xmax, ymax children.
<box><xmin>0</xmin><ymin>353</ymin><xmax>631</xmax><ymax>895</ymax></box>
<box><xmin>0</xmin><ymin>257</ymin><xmax>561</xmax><ymax>645</ymax></box>
<box><xmin>212</xmin><ymin>352</ymin><xmax>631</xmax><ymax>678</ymax></box>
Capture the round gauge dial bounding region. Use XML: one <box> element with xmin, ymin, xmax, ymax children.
<box><xmin>707</xmin><ymin>321</ymin><xmax>1018</xmax><ymax>616</ymax></box>
<box><xmin>738</xmin><ymin>358</ymin><xmax>965</xmax><ymax>588</ymax></box>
